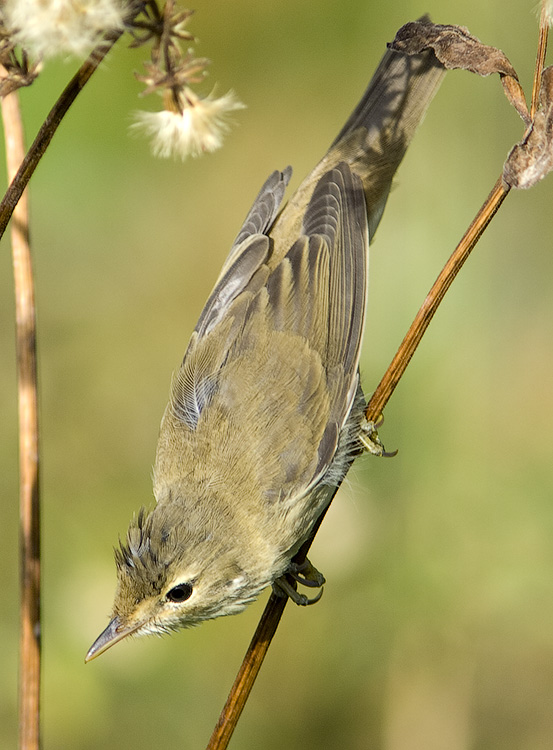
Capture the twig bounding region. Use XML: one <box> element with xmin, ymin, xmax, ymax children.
<box><xmin>205</xmin><ymin>478</ymin><xmax>341</xmax><ymax>750</ymax></box>
<box><xmin>205</xmin><ymin>8</ymin><xmax>542</xmax><ymax>735</ymax></box>
<box><xmin>365</xmin><ymin>177</ymin><xmax>510</xmax><ymax>421</ymax></box>
<box><xmin>206</xmin><ymin>593</ymin><xmax>289</xmax><ymax>750</ymax></box>
<box><xmin>0</xmin><ymin>30</ymin><xmax>123</xmax><ymax>245</ymax></box>
<box><xmin>0</xmin><ymin>27</ymin><xmax>124</xmax><ymax>750</ymax></box>
<box><xmin>531</xmin><ymin>2</ymin><xmax>550</xmax><ymax>119</ymax></box>
<box><xmin>1</xmin><ymin>76</ymin><xmax>40</xmax><ymax>750</ymax></box>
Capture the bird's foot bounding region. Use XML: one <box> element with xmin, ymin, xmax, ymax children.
<box><xmin>359</xmin><ymin>415</ymin><xmax>398</xmax><ymax>457</ymax></box>
<box><xmin>273</xmin><ymin>558</ymin><xmax>325</xmax><ymax>606</ymax></box>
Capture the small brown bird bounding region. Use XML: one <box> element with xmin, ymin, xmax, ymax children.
<box><xmin>86</xmin><ymin>35</ymin><xmax>444</xmax><ymax>661</ymax></box>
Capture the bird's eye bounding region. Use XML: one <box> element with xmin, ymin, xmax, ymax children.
<box><xmin>166</xmin><ymin>583</ymin><xmax>193</xmax><ymax>603</ymax></box>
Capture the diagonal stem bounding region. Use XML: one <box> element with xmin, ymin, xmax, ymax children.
<box><xmin>0</xmin><ymin>31</ymin><xmax>123</xmax><ymax>244</ymax></box>
<box><xmin>365</xmin><ymin>177</ymin><xmax>510</xmax><ymax>422</ymax></box>
<box><xmin>205</xmin><ymin>593</ymin><xmax>289</xmax><ymax>750</ymax></box>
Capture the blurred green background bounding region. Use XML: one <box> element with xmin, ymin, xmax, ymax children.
<box><xmin>1</xmin><ymin>1</ymin><xmax>553</xmax><ymax>748</ymax></box>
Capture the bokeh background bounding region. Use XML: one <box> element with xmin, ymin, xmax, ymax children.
<box><xmin>1</xmin><ymin>1</ymin><xmax>553</xmax><ymax>748</ymax></box>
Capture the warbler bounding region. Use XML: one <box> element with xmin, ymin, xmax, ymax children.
<box><xmin>86</xmin><ymin>39</ymin><xmax>444</xmax><ymax>661</ymax></box>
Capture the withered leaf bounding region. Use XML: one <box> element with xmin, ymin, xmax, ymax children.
<box><xmin>503</xmin><ymin>66</ymin><xmax>553</xmax><ymax>189</ymax></box>
<box><xmin>389</xmin><ymin>20</ymin><xmax>529</xmax><ymax>124</ymax></box>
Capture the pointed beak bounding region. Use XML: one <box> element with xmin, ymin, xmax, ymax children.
<box><xmin>85</xmin><ymin>616</ymin><xmax>142</xmax><ymax>663</ymax></box>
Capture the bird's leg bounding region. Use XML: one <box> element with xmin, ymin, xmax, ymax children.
<box><xmin>359</xmin><ymin>415</ymin><xmax>384</xmax><ymax>455</ymax></box>
<box><xmin>359</xmin><ymin>414</ymin><xmax>398</xmax><ymax>457</ymax></box>
<box><xmin>272</xmin><ymin>557</ymin><xmax>325</xmax><ymax>606</ymax></box>
<box><xmin>288</xmin><ymin>557</ymin><xmax>326</xmax><ymax>587</ymax></box>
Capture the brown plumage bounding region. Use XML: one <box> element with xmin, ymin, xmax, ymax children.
<box><xmin>86</xmin><ymin>39</ymin><xmax>445</xmax><ymax>661</ymax></box>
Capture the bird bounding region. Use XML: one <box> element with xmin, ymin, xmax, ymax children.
<box><xmin>86</xmin><ymin>33</ymin><xmax>445</xmax><ymax>661</ymax></box>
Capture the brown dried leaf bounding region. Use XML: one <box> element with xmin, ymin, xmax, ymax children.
<box><xmin>503</xmin><ymin>66</ymin><xmax>553</xmax><ymax>189</ymax></box>
<box><xmin>389</xmin><ymin>20</ymin><xmax>530</xmax><ymax>124</ymax></box>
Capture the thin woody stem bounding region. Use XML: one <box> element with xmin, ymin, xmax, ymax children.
<box><xmin>1</xmin><ymin>79</ymin><xmax>40</xmax><ymax>750</ymax></box>
<box><xmin>531</xmin><ymin>1</ymin><xmax>549</xmax><ymax>120</ymax></box>
<box><xmin>205</xmin><ymin>593</ymin><xmax>289</xmax><ymax>750</ymax></box>
<box><xmin>0</xmin><ymin>30</ymin><xmax>123</xmax><ymax>244</ymax></box>
<box><xmin>0</xmin><ymin>28</ymin><xmax>123</xmax><ymax>750</ymax></box>
<box><xmin>365</xmin><ymin>177</ymin><xmax>509</xmax><ymax>422</ymax></box>
<box><xmin>205</xmin><ymin>486</ymin><xmax>337</xmax><ymax>750</ymax></box>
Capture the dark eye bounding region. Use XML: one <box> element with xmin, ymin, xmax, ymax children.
<box><xmin>166</xmin><ymin>583</ymin><xmax>193</xmax><ymax>603</ymax></box>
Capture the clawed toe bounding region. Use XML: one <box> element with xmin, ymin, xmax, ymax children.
<box><xmin>359</xmin><ymin>415</ymin><xmax>398</xmax><ymax>457</ymax></box>
<box><xmin>288</xmin><ymin>558</ymin><xmax>325</xmax><ymax>588</ymax></box>
<box><xmin>273</xmin><ymin>557</ymin><xmax>325</xmax><ymax>606</ymax></box>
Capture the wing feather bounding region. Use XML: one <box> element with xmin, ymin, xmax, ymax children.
<box><xmin>161</xmin><ymin>162</ymin><xmax>368</xmax><ymax>500</ymax></box>
<box><xmin>193</xmin><ymin>167</ymin><xmax>292</xmax><ymax>339</ymax></box>
<box><xmin>232</xmin><ymin>166</ymin><xmax>292</xmax><ymax>248</ymax></box>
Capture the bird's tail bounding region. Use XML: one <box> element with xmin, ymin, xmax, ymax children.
<box><xmin>273</xmin><ymin>35</ymin><xmax>445</xmax><ymax>244</ymax></box>
<box><xmin>329</xmin><ymin>43</ymin><xmax>445</xmax><ymax>237</ymax></box>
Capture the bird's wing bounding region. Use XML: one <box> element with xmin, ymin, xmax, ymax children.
<box><xmin>162</xmin><ymin>162</ymin><xmax>368</xmax><ymax>499</ymax></box>
<box><xmin>231</xmin><ymin>166</ymin><xmax>293</xmax><ymax>250</ymax></box>
<box><xmin>194</xmin><ymin>167</ymin><xmax>292</xmax><ymax>338</ymax></box>
<box><xmin>263</xmin><ymin>161</ymin><xmax>368</xmax><ymax>486</ymax></box>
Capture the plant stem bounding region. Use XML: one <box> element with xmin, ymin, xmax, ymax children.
<box><xmin>0</xmin><ymin>31</ymin><xmax>123</xmax><ymax>244</ymax></box>
<box><xmin>0</xmin><ymin>28</ymin><xmax>123</xmax><ymax>750</ymax></box>
<box><xmin>365</xmin><ymin>177</ymin><xmax>510</xmax><ymax>422</ymax></box>
<box><xmin>1</xmin><ymin>78</ymin><xmax>40</xmax><ymax>750</ymax></box>
<box><xmin>531</xmin><ymin>1</ymin><xmax>550</xmax><ymax>120</ymax></box>
<box><xmin>206</xmin><ymin>593</ymin><xmax>289</xmax><ymax>750</ymax></box>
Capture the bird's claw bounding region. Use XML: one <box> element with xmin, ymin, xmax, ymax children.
<box><xmin>359</xmin><ymin>415</ymin><xmax>398</xmax><ymax>457</ymax></box>
<box><xmin>288</xmin><ymin>558</ymin><xmax>326</xmax><ymax>588</ymax></box>
<box><xmin>273</xmin><ymin>557</ymin><xmax>325</xmax><ymax>606</ymax></box>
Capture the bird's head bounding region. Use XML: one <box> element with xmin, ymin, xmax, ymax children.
<box><xmin>85</xmin><ymin>503</ymin><xmax>259</xmax><ymax>661</ymax></box>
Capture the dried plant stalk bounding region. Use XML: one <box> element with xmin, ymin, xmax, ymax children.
<box><xmin>1</xmin><ymin>79</ymin><xmax>40</xmax><ymax>750</ymax></box>
<box><xmin>206</xmin><ymin>593</ymin><xmax>289</xmax><ymax>750</ymax></box>
<box><xmin>366</xmin><ymin>177</ymin><xmax>509</xmax><ymax>420</ymax></box>
<box><xmin>531</xmin><ymin>2</ymin><xmax>550</xmax><ymax>118</ymax></box>
<box><xmin>0</xmin><ymin>26</ymin><xmax>123</xmax><ymax>750</ymax></box>
<box><xmin>204</xmin><ymin>176</ymin><xmax>510</xmax><ymax>750</ymax></box>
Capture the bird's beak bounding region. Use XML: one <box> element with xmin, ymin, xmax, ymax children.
<box><xmin>85</xmin><ymin>616</ymin><xmax>142</xmax><ymax>662</ymax></box>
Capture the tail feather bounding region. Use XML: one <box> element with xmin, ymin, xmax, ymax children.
<box><xmin>329</xmin><ymin>45</ymin><xmax>444</xmax><ymax>237</ymax></box>
<box><xmin>271</xmin><ymin>42</ymin><xmax>445</xmax><ymax>248</ymax></box>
